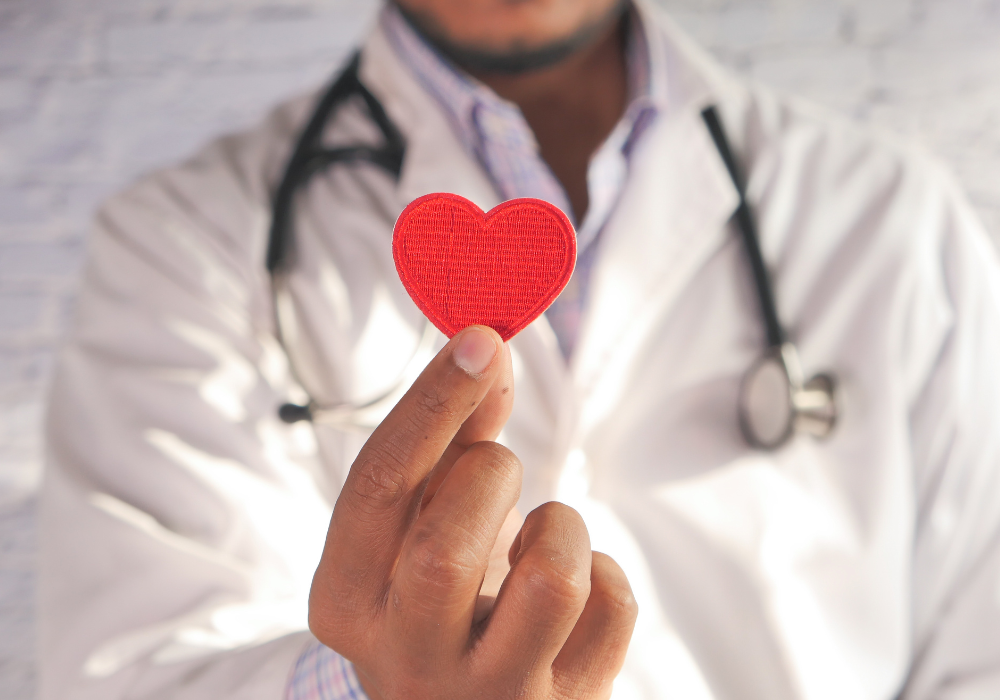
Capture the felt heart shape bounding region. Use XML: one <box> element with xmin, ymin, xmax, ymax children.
<box><xmin>393</xmin><ymin>193</ymin><xmax>576</xmax><ymax>341</ymax></box>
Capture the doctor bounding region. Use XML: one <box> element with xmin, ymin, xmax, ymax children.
<box><xmin>39</xmin><ymin>0</ymin><xmax>1000</xmax><ymax>698</ymax></box>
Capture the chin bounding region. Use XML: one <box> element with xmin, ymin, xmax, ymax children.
<box><xmin>392</xmin><ymin>0</ymin><xmax>628</xmax><ymax>74</ymax></box>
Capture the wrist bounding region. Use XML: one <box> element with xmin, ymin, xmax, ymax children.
<box><xmin>286</xmin><ymin>641</ymin><xmax>369</xmax><ymax>700</ymax></box>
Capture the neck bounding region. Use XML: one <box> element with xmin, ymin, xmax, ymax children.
<box><xmin>469</xmin><ymin>19</ymin><xmax>629</xmax><ymax>224</ymax></box>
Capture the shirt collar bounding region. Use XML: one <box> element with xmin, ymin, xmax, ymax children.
<box><xmin>379</xmin><ymin>2</ymin><xmax>668</xmax><ymax>358</ymax></box>
<box><xmin>380</xmin><ymin>2</ymin><xmax>664</xmax><ymax>168</ymax></box>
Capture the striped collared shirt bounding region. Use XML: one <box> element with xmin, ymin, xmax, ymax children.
<box><xmin>381</xmin><ymin>2</ymin><xmax>662</xmax><ymax>358</ymax></box>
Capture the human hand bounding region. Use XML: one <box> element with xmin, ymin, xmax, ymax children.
<box><xmin>309</xmin><ymin>325</ymin><xmax>637</xmax><ymax>700</ymax></box>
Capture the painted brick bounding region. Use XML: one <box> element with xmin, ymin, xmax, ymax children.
<box><xmin>2</xmin><ymin>1</ymin><xmax>1000</xmax><ymax>698</ymax></box>
<box><xmin>0</xmin><ymin>241</ymin><xmax>85</xmax><ymax>279</ymax></box>
<box><xmin>0</xmin><ymin>293</ymin><xmax>47</xmax><ymax>333</ymax></box>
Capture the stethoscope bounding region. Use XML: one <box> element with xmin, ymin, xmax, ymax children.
<box><xmin>268</xmin><ymin>51</ymin><xmax>838</xmax><ymax>450</ymax></box>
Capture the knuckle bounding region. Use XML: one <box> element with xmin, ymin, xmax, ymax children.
<box><xmin>594</xmin><ymin>579</ymin><xmax>639</xmax><ymax>625</ymax></box>
<box><xmin>348</xmin><ymin>454</ymin><xmax>409</xmax><ymax>512</ymax></box>
<box><xmin>519</xmin><ymin>553</ymin><xmax>591</xmax><ymax>608</ymax></box>
<box><xmin>406</xmin><ymin>533</ymin><xmax>476</xmax><ymax>594</ymax></box>
<box><xmin>591</xmin><ymin>553</ymin><xmax>639</xmax><ymax>623</ymax></box>
<box><xmin>412</xmin><ymin>385</ymin><xmax>461</xmax><ymax>422</ymax></box>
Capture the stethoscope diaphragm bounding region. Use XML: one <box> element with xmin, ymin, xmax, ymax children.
<box><xmin>738</xmin><ymin>343</ymin><xmax>838</xmax><ymax>450</ymax></box>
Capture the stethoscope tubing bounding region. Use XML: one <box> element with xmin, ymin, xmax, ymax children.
<box><xmin>267</xmin><ymin>52</ymin><xmax>404</xmax><ymax>274</ymax></box>
<box><xmin>700</xmin><ymin>106</ymin><xmax>785</xmax><ymax>349</ymax></box>
<box><xmin>267</xmin><ymin>55</ymin><xmax>837</xmax><ymax>448</ymax></box>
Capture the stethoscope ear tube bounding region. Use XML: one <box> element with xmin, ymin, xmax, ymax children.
<box><xmin>278</xmin><ymin>402</ymin><xmax>313</xmax><ymax>423</ymax></box>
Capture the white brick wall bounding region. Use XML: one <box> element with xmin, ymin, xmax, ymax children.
<box><xmin>668</xmin><ymin>0</ymin><xmax>1000</xmax><ymax>239</ymax></box>
<box><xmin>0</xmin><ymin>2</ymin><xmax>377</xmax><ymax>695</ymax></box>
<box><xmin>1</xmin><ymin>0</ymin><xmax>998</xmax><ymax>696</ymax></box>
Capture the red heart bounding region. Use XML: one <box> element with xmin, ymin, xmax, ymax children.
<box><xmin>393</xmin><ymin>193</ymin><xmax>576</xmax><ymax>341</ymax></box>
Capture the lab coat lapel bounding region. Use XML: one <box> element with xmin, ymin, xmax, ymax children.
<box><xmin>358</xmin><ymin>26</ymin><xmax>500</xmax><ymax>213</ymax></box>
<box><xmin>573</xmin><ymin>104</ymin><xmax>740</xmax><ymax>432</ymax></box>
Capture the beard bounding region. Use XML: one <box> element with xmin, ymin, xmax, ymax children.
<box><xmin>392</xmin><ymin>0</ymin><xmax>630</xmax><ymax>75</ymax></box>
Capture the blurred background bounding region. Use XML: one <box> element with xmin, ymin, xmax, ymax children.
<box><xmin>1</xmin><ymin>0</ymin><xmax>998</xmax><ymax>696</ymax></box>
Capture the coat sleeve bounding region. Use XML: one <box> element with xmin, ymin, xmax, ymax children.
<box><xmin>902</xmin><ymin>166</ymin><xmax>1000</xmax><ymax>700</ymax></box>
<box><xmin>38</xmin><ymin>113</ymin><xmax>338</xmax><ymax>700</ymax></box>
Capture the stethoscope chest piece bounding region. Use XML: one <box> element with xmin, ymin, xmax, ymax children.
<box><xmin>738</xmin><ymin>343</ymin><xmax>838</xmax><ymax>450</ymax></box>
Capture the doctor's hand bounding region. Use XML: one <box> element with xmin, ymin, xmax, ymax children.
<box><xmin>309</xmin><ymin>326</ymin><xmax>638</xmax><ymax>700</ymax></box>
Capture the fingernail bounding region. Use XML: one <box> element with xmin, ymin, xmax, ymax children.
<box><xmin>453</xmin><ymin>327</ymin><xmax>497</xmax><ymax>376</ymax></box>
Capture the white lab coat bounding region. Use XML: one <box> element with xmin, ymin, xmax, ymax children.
<box><xmin>39</xmin><ymin>3</ymin><xmax>1000</xmax><ymax>699</ymax></box>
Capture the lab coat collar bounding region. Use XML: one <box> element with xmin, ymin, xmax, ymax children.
<box><xmin>360</xmin><ymin>0</ymin><xmax>729</xmax><ymax>211</ymax></box>
<box><xmin>358</xmin><ymin>6</ymin><xmax>742</xmax><ymax>444</ymax></box>
<box><xmin>357</xmin><ymin>24</ymin><xmax>501</xmax><ymax>213</ymax></box>
<box><xmin>633</xmin><ymin>0</ymin><xmax>735</xmax><ymax>115</ymax></box>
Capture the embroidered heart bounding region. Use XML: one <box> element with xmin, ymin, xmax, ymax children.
<box><xmin>393</xmin><ymin>193</ymin><xmax>576</xmax><ymax>341</ymax></box>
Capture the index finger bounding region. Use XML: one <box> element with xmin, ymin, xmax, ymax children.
<box><xmin>314</xmin><ymin>326</ymin><xmax>509</xmax><ymax>611</ymax></box>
